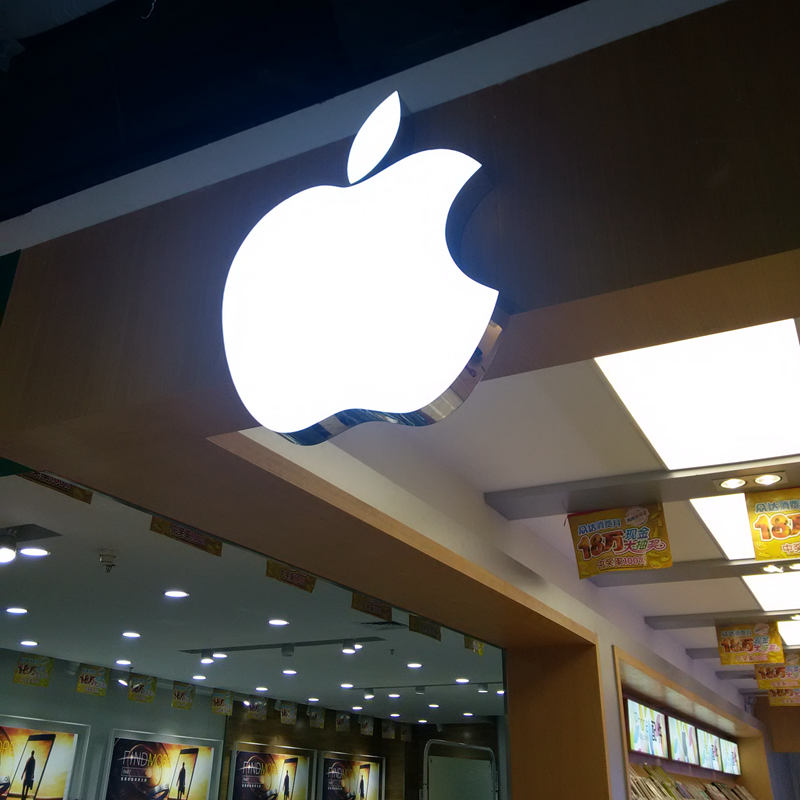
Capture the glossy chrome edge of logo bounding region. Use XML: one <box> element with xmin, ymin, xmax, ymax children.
<box><xmin>278</xmin><ymin>309</ymin><xmax>506</xmax><ymax>445</ymax></box>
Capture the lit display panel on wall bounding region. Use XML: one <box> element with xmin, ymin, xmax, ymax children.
<box><xmin>719</xmin><ymin>738</ymin><xmax>741</xmax><ymax>775</ymax></box>
<box><xmin>697</xmin><ymin>729</ymin><xmax>722</xmax><ymax>771</ymax></box>
<box><xmin>667</xmin><ymin>717</ymin><xmax>699</xmax><ymax>765</ymax></box>
<box><xmin>627</xmin><ymin>699</ymin><xmax>667</xmax><ymax>758</ymax></box>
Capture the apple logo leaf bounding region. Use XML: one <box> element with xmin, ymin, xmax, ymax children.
<box><xmin>346</xmin><ymin>91</ymin><xmax>401</xmax><ymax>184</ymax></box>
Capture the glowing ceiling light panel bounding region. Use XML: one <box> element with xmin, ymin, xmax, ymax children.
<box><xmin>777</xmin><ymin>620</ymin><xmax>800</xmax><ymax>647</ymax></box>
<box><xmin>596</xmin><ymin>320</ymin><xmax>800</xmax><ymax>470</ymax></box>
<box><xmin>743</xmin><ymin>572</ymin><xmax>800</xmax><ymax>611</ymax></box>
<box><xmin>222</xmin><ymin>91</ymin><xmax>500</xmax><ymax>445</ymax></box>
<box><xmin>690</xmin><ymin>494</ymin><xmax>754</xmax><ymax>560</ymax></box>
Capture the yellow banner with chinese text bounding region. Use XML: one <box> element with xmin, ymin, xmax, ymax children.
<box><xmin>567</xmin><ymin>503</ymin><xmax>672</xmax><ymax>579</ymax></box>
<box><xmin>746</xmin><ymin>487</ymin><xmax>800</xmax><ymax>561</ymax></box>
<box><xmin>717</xmin><ymin>622</ymin><xmax>784</xmax><ymax>665</ymax></box>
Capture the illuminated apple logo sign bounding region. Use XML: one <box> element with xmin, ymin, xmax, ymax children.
<box><xmin>222</xmin><ymin>92</ymin><xmax>502</xmax><ymax>445</ymax></box>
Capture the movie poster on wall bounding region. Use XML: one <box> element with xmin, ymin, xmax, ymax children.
<box><xmin>103</xmin><ymin>734</ymin><xmax>216</xmax><ymax>800</ymax></box>
<box><xmin>0</xmin><ymin>723</ymin><xmax>78</xmax><ymax>800</ymax></box>
<box><xmin>319</xmin><ymin>754</ymin><xmax>382</xmax><ymax>800</ymax></box>
<box><xmin>230</xmin><ymin>744</ymin><xmax>312</xmax><ymax>800</ymax></box>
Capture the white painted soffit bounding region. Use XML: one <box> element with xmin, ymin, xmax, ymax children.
<box><xmin>0</xmin><ymin>0</ymin><xmax>727</xmax><ymax>252</ymax></box>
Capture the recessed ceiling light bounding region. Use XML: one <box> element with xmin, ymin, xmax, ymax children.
<box><xmin>340</xmin><ymin>682</ymin><xmax>354</xmax><ymax>689</ymax></box>
<box><xmin>212</xmin><ymin>652</ymin><xmax>227</xmax><ymax>659</ymax></box>
<box><xmin>282</xmin><ymin>668</ymin><xmax>297</xmax><ymax>676</ymax></box>
<box><xmin>268</xmin><ymin>618</ymin><xmax>289</xmax><ymax>626</ymax></box>
<box><xmin>307</xmin><ymin>697</ymin><xmax>319</xmax><ymax>702</ymax></box>
<box><xmin>407</xmin><ymin>662</ymin><xmax>423</xmax><ymax>669</ymax></box>
<box><xmin>763</xmin><ymin>564</ymin><xmax>784</xmax><ymax>574</ymax></box>
<box><xmin>352</xmin><ymin>706</ymin><xmax>363</xmax><ymax>711</ymax></box>
<box><xmin>122</xmin><ymin>631</ymin><xmax>141</xmax><ymax>639</ymax></box>
<box><xmin>496</xmin><ymin>689</ymin><xmax>505</xmax><ymax>695</ymax></box>
<box><xmin>354</xmin><ymin>643</ymin><xmax>363</xmax><ymax>650</ymax></box>
<box><xmin>255</xmin><ymin>686</ymin><xmax>268</xmax><ymax>692</ymax></box>
<box><xmin>342</xmin><ymin>641</ymin><xmax>357</xmax><ymax>654</ymax></box>
<box><xmin>388</xmin><ymin>693</ymin><xmax>400</xmax><ymax>698</ymax></box>
<box><xmin>719</xmin><ymin>478</ymin><xmax>747</xmax><ymax>490</ymax></box>
<box><xmin>415</xmin><ymin>686</ymin><xmax>425</xmax><ymax>695</ymax></box>
<box><xmin>596</xmin><ymin>320</ymin><xmax>800</xmax><ymax>469</ymax></box>
<box><xmin>390</xmin><ymin>713</ymin><xmax>400</xmax><ymax>718</ymax></box>
<box><xmin>755</xmin><ymin>474</ymin><xmax>783</xmax><ymax>486</ymax></box>
<box><xmin>777</xmin><ymin>620</ymin><xmax>800</xmax><ymax>646</ymax></box>
<box><xmin>690</xmin><ymin>494</ymin><xmax>754</xmax><ymax>560</ymax></box>
<box><xmin>192</xmin><ymin>674</ymin><xmax>206</xmax><ymax>680</ymax></box>
<box><xmin>200</xmin><ymin>656</ymin><xmax>214</xmax><ymax>664</ymax></box>
<box><xmin>742</xmin><ymin>572</ymin><xmax>800</xmax><ymax>611</ymax></box>
<box><xmin>462</xmin><ymin>712</ymin><xmax>474</xmax><ymax>717</ymax></box>
<box><xmin>428</xmin><ymin>703</ymin><xmax>439</xmax><ymax>709</ymax></box>
<box><xmin>455</xmin><ymin>677</ymin><xmax>469</xmax><ymax>684</ymax></box>
<box><xmin>19</xmin><ymin>547</ymin><xmax>49</xmax><ymax>557</ymax></box>
<box><xmin>418</xmin><ymin>719</ymin><xmax>428</xmax><ymax>724</ymax></box>
<box><xmin>0</xmin><ymin>538</ymin><xmax>17</xmax><ymax>564</ymax></box>
<box><xmin>477</xmin><ymin>684</ymin><xmax>489</xmax><ymax>693</ymax></box>
<box><xmin>115</xmin><ymin>659</ymin><xmax>132</xmax><ymax>666</ymax></box>
<box><xmin>364</xmin><ymin>690</ymin><xmax>375</xmax><ymax>700</ymax></box>
<box><xmin>164</xmin><ymin>589</ymin><xmax>189</xmax><ymax>598</ymax></box>
<box><xmin>5</xmin><ymin>607</ymin><xmax>27</xmax><ymax>615</ymax></box>
<box><xmin>20</xmin><ymin>640</ymin><xmax>38</xmax><ymax>647</ymax></box>
<box><xmin>242</xmin><ymin>700</ymin><xmax>251</xmax><ymax>707</ymax></box>
<box><xmin>118</xmin><ymin>678</ymin><xmax>128</xmax><ymax>687</ymax></box>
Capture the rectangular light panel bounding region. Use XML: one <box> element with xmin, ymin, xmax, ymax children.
<box><xmin>777</xmin><ymin>621</ymin><xmax>800</xmax><ymax>647</ymax></box>
<box><xmin>595</xmin><ymin>320</ymin><xmax>800</xmax><ymax>470</ymax></box>
<box><xmin>690</xmin><ymin>494</ymin><xmax>754</xmax><ymax>560</ymax></box>
<box><xmin>743</xmin><ymin>572</ymin><xmax>800</xmax><ymax>611</ymax></box>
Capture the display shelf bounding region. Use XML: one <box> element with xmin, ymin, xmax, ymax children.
<box><xmin>629</xmin><ymin>764</ymin><xmax>758</xmax><ymax>800</ymax></box>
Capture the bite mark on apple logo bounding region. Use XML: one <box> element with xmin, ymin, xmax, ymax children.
<box><xmin>222</xmin><ymin>91</ymin><xmax>503</xmax><ymax>445</ymax></box>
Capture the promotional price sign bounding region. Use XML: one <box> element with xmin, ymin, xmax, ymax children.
<box><xmin>211</xmin><ymin>690</ymin><xmax>232</xmax><ymax>716</ymax></box>
<box><xmin>567</xmin><ymin>503</ymin><xmax>672</xmax><ymax>579</ymax></box>
<box><xmin>76</xmin><ymin>664</ymin><xmax>109</xmax><ymax>696</ymax></box>
<box><xmin>13</xmin><ymin>654</ymin><xmax>54</xmax><ymax>687</ymax></box>
<box><xmin>746</xmin><ymin>488</ymin><xmax>800</xmax><ymax>560</ymax></box>
<box><xmin>768</xmin><ymin>688</ymin><xmax>800</xmax><ymax>706</ymax></box>
<box><xmin>717</xmin><ymin>622</ymin><xmax>784</xmax><ymax>665</ymax></box>
<box><xmin>172</xmin><ymin>682</ymin><xmax>195</xmax><ymax>710</ymax></box>
<box><xmin>754</xmin><ymin>655</ymin><xmax>800</xmax><ymax>689</ymax></box>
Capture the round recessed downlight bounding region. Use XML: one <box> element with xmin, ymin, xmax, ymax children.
<box><xmin>308</xmin><ymin>697</ymin><xmax>320</xmax><ymax>702</ymax></box>
<box><xmin>268</xmin><ymin>618</ymin><xmax>289</xmax><ymax>626</ymax></box>
<box><xmin>352</xmin><ymin>706</ymin><xmax>363</xmax><ymax>711</ymax></box>
<box><xmin>282</xmin><ymin>668</ymin><xmax>297</xmax><ymax>676</ymax></box>
<box><xmin>118</xmin><ymin>678</ymin><xmax>129</xmax><ymax>687</ymax></box>
<box><xmin>720</xmin><ymin>477</ymin><xmax>746</xmax><ymax>490</ymax></box>
<box><xmin>388</xmin><ymin>693</ymin><xmax>400</xmax><ymax>699</ymax></box>
<box><xmin>390</xmin><ymin>713</ymin><xmax>400</xmax><ymax>718</ymax></box>
<box><xmin>477</xmin><ymin>684</ymin><xmax>489</xmax><ymax>693</ymax></box>
<box><xmin>212</xmin><ymin>652</ymin><xmax>228</xmax><ymax>659</ymax></box>
<box><xmin>200</xmin><ymin>656</ymin><xmax>214</xmax><ymax>664</ymax></box>
<box><xmin>462</xmin><ymin>712</ymin><xmax>474</xmax><ymax>717</ymax></box>
<box><xmin>122</xmin><ymin>631</ymin><xmax>141</xmax><ymax>639</ymax></box>
<box><xmin>354</xmin><ymin>643</ymin><xmax>363</xmax><ymax>650</ymax></box>
<box><xmin>455</xmin><ymin>677</ymin><xmax>469</xmax><ymax>684</ymax></box>
<box><xmin>0</xmin><ymin>545</ymin><xmax>16</xmax><ymax>564</ymax></box>
<box><xmin>6</xmin><ymin>607</ymin><xmax>27</xmax><ymax>615</ymax></box>
<box><xmin>19</xmin><ymin>547</ymin><xmax>49</xmax><ymax>557</ymax></box>
<box><xmin>755</xmin><ymin>474</ymin><xmax>782</xmax><ymax>486</ymax></box>
<box><xmin>763</xmin><ymin>564</ymin><xmax>784</xmax><ymax>573</ymax></box>
<box><xmin>418</xmin><ymin>719</ymin><xmax>428</xmax><ymax>724</ymax></box>
<box><xmin>407</xmin><ymin>662</ymin><xmax>423</xmax><ymax>669</ymax></box>
<box><xmin>496</xmin><ymin>689</ymin><xmax>505</xmax><ymax>695</ymax></box>
<box><xmin>242</xmin><ymin>700</ymin><xmax>251</xmax><ymax>707</ymax></box>
<box><xmin>20</xmin><ymin>640</ymin><xmax>38</xmax><ymax>647</ymax></box>
<box><xmin>340</xmin><ymin>682</ymin><xmax>353</xmax><ymax>689</ymax></box>
<box><xmin>428</xmin><ymin>703</ymin><xmax>439</xmax><ymax>709</ymax></box>
<box><xmin>164</xmin><ymin>589</ymin><xmax>189</xmax><ymax>598</ymax></box>
<box><xmin>364</xmin><ymin>690</ymin><xmax>375</xmax><ymax>700</ymax></box>
<box><xmin>115</xmin><ymin>659</ymin><xmax>132</xmax><ymax>666</ymax></box>
<box><xmin>192</xmin><ymin>674</ymin><xmax>206</xmax><ymax>680</ymax></box>
<box><xmin>255</xmin><ymin>686</ymin><xmax>268</xmax><ymax>692</ymax></box>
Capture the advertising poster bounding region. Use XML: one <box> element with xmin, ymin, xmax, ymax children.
<box><xmin>334</xmin><ymin>715</ymin><xmax>349</xmax><ymax>734</ymax></box>
<box><xmin>307</xmin><ymin>709</ymin><xmax>325</xmax><ymax>730</ymax></box>
<box><xmin>567</xmin><ymin>503</ymin><xmax>672</xmax><ymax>579</ymax></box>
<box><xmin>667</xmin><ymin>717</ymin><xmax>698</xmax><ymax>765</ymax></box>
<box><xmin>697</xmin><ymin>730</ymin><xmax>722</xmax><ymax>771</ymax></box>
<box><xmin>104</xmin><ymin>736</ymin><xmax>214</xmax><ymax>800</ymax></box>
<box><xmin>0</xmin><ymin>723</ymin><xmax>77</xmax><ymax>800</ymax></box>
<box><xmin>247</xmin><ymin>701</ymin><xmax>267</xmax><ymax>721</ymax></box>
<box><xmin>230</xmin><ymin>746</ymin><xmax>311</xmax><ymax>800</ymax></box>
<box><xmin>211</xmin><ymin>691</ymin><xmax>232</xmax><ymax>716</ymax></box>
<box><xmin>716</xmin><ymin>622</ymin><xmax>784</xmax><ymax>665</ymax></box>
<box><xmin>399</xmin><ymin>726</ymin><xmax>411</xmax><ymax>743</ymax></box>
<box><xmin>320</xmin><ymin>755</ymin><xmax>382</xmax><ymax>800</ymax></box>
<box><xmin>127</xmin><ymin>675</ymin><xmax>157</xmax><ymax>704</ymax></box>
<box><xmin>768</xmin><ymin>688</ymin><xmax>800</xmax><ymax>706</ymax></box>
<box><xmin>171</xmin><ymin>683</ymin><xmax>195</xmax><ymax>710</ymax></box>
<box><xmin>76</xmin><ymin>664</ymin><xmax>109</xmax><ymax>696</ymax></box>
<box><xmin>279</xmin><ymin>703</ymin><xmax>297</xmax><ymax>726</ymax></box>
<box><xmin>719</xmin><ymin>739</ymin><xmax>741</xmax><ymax>775</ymax></box>
<box><xmin>380</xmin><ymin>721</ymin><xmax>395</xmax><ymax>741</ymax></box>
<box><xmin>13</xmin><ymin>655</ymin><xmax>54</xmax><ymax>688</ymax></box>
<box><xmin>627</xmin><ymin>700</ymin><xmax>667</xmax><ymax>757</ymax></box>
<box><xmin>358</xmin><ymin>718</ymin><xmax>373</xmax><ymax>737</ymax></box>
<box><xmin>746</xmin><ymin>488</ymin><xmax>800</xmax><ymax>560</ymax></box>
<box><xmin>754</xmin><ymin>655</ymin><xmax>800</xmax><ymax>689</ymax></box>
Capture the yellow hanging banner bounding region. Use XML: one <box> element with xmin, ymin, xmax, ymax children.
<box><xmin>567</xmin><ymin>503</ymin><xmax>672</xmax><ymax>579</ymax></box>
<box><xmin>746</xmin><ymin>487</ymin><xmax>800</xmax><ymax>561</ymax></box>
<box><xmin>716</xmin><ymin>622</ymin><xmax>784</xmax><ymax>665</ymax></box>
<box><xmin>754</xmin><ymin>654</ymin><xmax>800</xmax><ymax>689</ymax></box>
<box><xmin>768</xmin><ymin>688</ymin><xmax>800</xmax><ymax>706</ymax></box>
